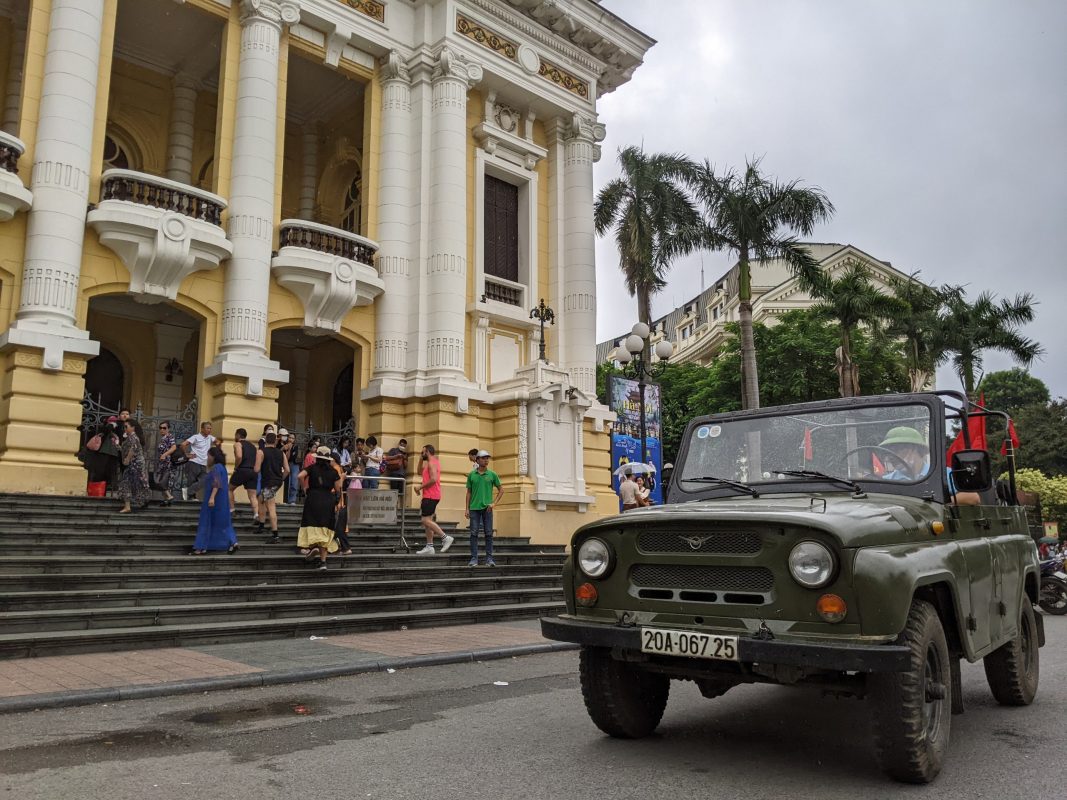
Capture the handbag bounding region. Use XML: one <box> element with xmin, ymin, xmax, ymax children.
<box><xmin>170</xmin><ymin>450</ymin><xmax>189</xmax><ymax>467</ymax></box>
<box><xmin>86</xmin><ymin>434</ymin><xmax>103</xmax><ymax>452</ymax></box>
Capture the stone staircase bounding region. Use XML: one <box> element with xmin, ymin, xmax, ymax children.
<box><xmin>0</xmin><ymin>494</ymin><xmax>567</xmax><ymax>658</ymax></box>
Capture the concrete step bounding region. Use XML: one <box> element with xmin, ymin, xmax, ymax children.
<box><xmin>0</xmin><ymin>538</ymin><xmax>557</xmax><ymax>556</ymax></box>
<box><xmin>0</xmin><ymin>601</ymin><xmax>565</xmax><ymax>659</ymax></box>
<box><xmin>0</xmin><ymin>574</ymin><xmax>564</xmax><ymax>611</ymax></box>
<box><xmin>0</xmin><ymin>586</ymin><xmax>563</xmax><ymax>633</ymax></box>
<box><xmin>0</xmin><ymin>562</ymin><xmax>565</xmax><ymax>591</ymax></box>
<box><xmin>0</xmin><ymin>528</ymin><xmax>535</xmax><ymax>547</ymax></box>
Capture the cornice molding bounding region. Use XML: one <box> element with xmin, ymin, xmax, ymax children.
<box><xmin>464</xmin><ymin>0</ymin><xmax>598</xmax><ymax>73</ymax></box>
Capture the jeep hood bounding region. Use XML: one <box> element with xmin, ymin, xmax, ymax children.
<box><xmin>580</xmin><ymin>493</ymin><xmax>944</xmax><ymax>548</ymax></box>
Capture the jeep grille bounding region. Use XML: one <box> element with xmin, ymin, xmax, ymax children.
<box><xmin>636</xmin><ymin>530</ymin><xmax>761</xmax><ymax>555</ymax></box>
<box><xmin>631</xmin><ymin>564</ymin><xmax>774</xmax><ymax>593</ymax></box>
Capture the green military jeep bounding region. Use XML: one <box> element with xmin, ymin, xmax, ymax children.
<box><xmin>542</xmin><ymin>391</ymin><xmax>1043</xmax><ymax>783</ymax></box>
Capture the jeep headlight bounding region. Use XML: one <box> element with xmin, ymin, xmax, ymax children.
<box><xmin>577</xmin><ymin>537</ymin><xmax>612</xmax><ymax>579</ymax></box>
<box><xmin>788</xmin><ymin>541</ymin><xmax>835</xmax><ymax>588</ymax></box>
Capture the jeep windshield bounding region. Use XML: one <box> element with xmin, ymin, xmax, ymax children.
<box><xmin>677</xmin><ymin>403</ymin><xmax>934</xmax><ymax>494</ymax></box>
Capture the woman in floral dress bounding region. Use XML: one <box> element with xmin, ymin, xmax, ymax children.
<box><xmin>154</xmin><ymin>421</ymin><xmax>176</xmax><ymax>506</ymax></box>
<box><xmin>118</xmin><ymin>419</ymin><xmax>150</xmax><ymax>513</ymax></box>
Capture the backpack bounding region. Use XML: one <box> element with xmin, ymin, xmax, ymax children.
<box><xmin>86</xmin><ymin>434</ymin><xmax>103</xmax><ymax>452</ymax></box>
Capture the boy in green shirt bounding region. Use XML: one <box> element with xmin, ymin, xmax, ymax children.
<box><xmin>465</xmin><ymin>450</ymin><xmax>503</xmax><ymax>566</ymax></box>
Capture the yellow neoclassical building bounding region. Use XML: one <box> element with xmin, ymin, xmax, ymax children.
<box><xmin>0</xmin><ymin>0</ymin><xmax>653</xmax><ymax>542</ymax></box>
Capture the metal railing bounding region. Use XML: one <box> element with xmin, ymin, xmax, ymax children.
<box><xmin>278</xmin><ymin>219</ymin><xmax>379</xmax><ymax>266</ymax></box>
<box><xmin>99</xmin><ymin>168</ymin><xmax>226</xmax><ymax>226</ymax></box>
<box><xmin>483</xmin><ymin>275</ymin><xmax>524</xmax><ymax>306</ymax></box>
<box><xmin>0</xmin><ymin>131</ymin><xmax>23</xmax><ymax>174</ymax></box>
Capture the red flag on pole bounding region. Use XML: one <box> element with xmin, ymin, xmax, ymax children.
<box><xmin>946</xmin><ymin>394</ymin><xmax>989</xmax><ymax>467</ymax></box>
<box><xmin>803</xmin><ymin>428</ymin><xmax>813</xmax><ymax>461</ymax></box>
<box><xmin>1001</xmin><ymin>418</ymin><xmax>1021</xmax><ymax>456</ymax></box>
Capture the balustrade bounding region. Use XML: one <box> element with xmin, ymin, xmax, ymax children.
<box><xmin>483</xmin><ymin>276</ymin><xmax>524</xmax><ymax>307</ymax></box>
<box><xmin>278</xmin><ymin>220</ymin><xmax>378</xmax><ymax>266</ymax></box>
<box><xmin>99</xmin><ymin>169</ymin><xmax>224</xmax><ymax>226</ymax></box>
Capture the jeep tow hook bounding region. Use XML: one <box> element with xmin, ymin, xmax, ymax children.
<box><xmin>753</xmin><ymin>621</ymin><xmax>775</xmax><ymax>641</ymax></box>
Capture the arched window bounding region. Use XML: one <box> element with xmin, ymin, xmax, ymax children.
<box><xmin>196</xmin><ymin>157</ymin><xmax>214</xmax><ymax>191</ymax></box>
<box><xmin>340</xmin><ymin>170</ymin><xmax>361</xmax><ymax>234</ymax></box>
<box><xmin>102</xmin><ymin>134</ymin><xmax>130</xmax><ymax>171</ymax></box>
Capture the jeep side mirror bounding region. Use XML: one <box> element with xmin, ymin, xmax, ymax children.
<box><xmin>951</xmin><ymin>450</ymin><xmax>993</xmax><ymax>492</ymax></box>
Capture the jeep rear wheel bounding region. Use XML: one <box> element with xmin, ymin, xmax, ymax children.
<box><xmin>868</xmin><ymin>600</ymin><xmax>952</xmax><ymax>784</ymax></box>
<box><xmin>983</xmin><ymin>601</ymin><xmax>1039</xmax><ymax>706</ymax></box>
<box><xmin>579</xmin><ymin>646</ymin><xmax>669</xmax><ymax>739</ymax></box>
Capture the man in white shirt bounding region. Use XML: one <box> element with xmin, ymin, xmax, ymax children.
<box><xmin>182</xmin><ymin>421</ymin><xmax>216</xmax><ymax>499</ymax></box>
<box><xmin>617</xmin><ymin>472</ymin><xmax>638</xmax><ymax>511</ymax></box>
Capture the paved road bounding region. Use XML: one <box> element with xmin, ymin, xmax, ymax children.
<box><xmin>2</xmin><ymin>616</ymin><xmax>1065</xmax><ymax>799</ymax></box>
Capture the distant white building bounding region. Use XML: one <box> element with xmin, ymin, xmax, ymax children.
<box><xmin>598</xmin><ymin>243</ymin><xmax>922</xmax><ymax>368</ymax></box>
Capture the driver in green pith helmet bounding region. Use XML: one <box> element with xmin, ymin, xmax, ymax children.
<box><xmin>877</xmin><ymin>426</ymin><xmax>931</xmax><ymax>481</ymax></box>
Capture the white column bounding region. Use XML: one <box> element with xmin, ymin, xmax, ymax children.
<box><xmin>298</xmin><ymin>124</ymin><xmax>317</xmax><ymax>220</ymax></box>
<box><xmin>559</xmin><ymin>113</ymin><xmax>604</xmax><ymax>395</ymax></box>
<box><xmin>424</xmin><ymin>47</ymin><xmax>480</xmax><ymax>379</ymax></box>
<box><xmin>165</xmin><ymin>74</ymin><xmax>197</xmax><ymax>184</ymax></box>
<box><xmin>206</xmin><ymin>0</ymin><xmax>297</xmax><ymax>393</ymax></box>
<box><xmin>371</xmin><ymin>51</ymin><xmax>413</xmax><ymax>381</ymax></box>
<box><xmin>0</xmin><ymin>0</ymin><xmax>105</xmax><ymax>368</ymax></box>
<box><xmin>2</xmin><ymin>9</ymin><xmax>26</xmax><ymax>136</ymax></box>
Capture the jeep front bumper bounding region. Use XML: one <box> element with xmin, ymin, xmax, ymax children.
<box><xmin>541</xmin><ymin>616</ymin><xmax>911</xmax><ymax>673</ymax></box>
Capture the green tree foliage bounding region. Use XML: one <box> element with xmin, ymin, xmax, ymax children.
<box><xmin>1011</xmin><ymin>400</ymin><xmax>1067</xmax><ymax>477</ymax></box>
<box><xmin>980</xmin><ymin>369</ymin><xmax>1051</xmax><ymax>414</ymax></box>
<box><xmin>1010</xmin><ymin>468</ymin><xmax>1067</xmax><ymax>525</ymax></box>
<box><xmin>690</xmin><ymin>158</ymin><xmax>834</xmax><ymax>409</ymax></box>
<box><xmin>885</xmin><ymin>272</ymin><xmax>953</xmax><ymax>392</ymax></box>
<box><xmin>931</xmin><ymin>288</ymin><xmax>1043</xmax><ymax>398</ymax></box>
<box><xmin>599</xmin><ymin>310</ymin><xmax>909</xmax><ymax>464</ymax></box>
<box><xmin>594</xmin><ymin>147</ymin><xmax>702</xmax><ymax>340</ymax></box>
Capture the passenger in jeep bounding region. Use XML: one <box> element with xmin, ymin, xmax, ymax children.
<box><xmin>878</xmin><ymin>427</ymin><xmax>931</xmax><ymax>481</ymax></box>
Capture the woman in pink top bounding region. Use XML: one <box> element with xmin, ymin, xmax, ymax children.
<box><xmin>412</xmin><ymin>444</ymin><xmax>454</xmax><ymax>555</ymax></box>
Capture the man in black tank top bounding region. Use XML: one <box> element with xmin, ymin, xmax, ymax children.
<box><xmin>228</xmin><ymin>428</ymin><xmax>259</xmax><ymax>520</ymax></box>
<box><xmin>255</xmin><ymin>432</ymin><xmax>289</xmax><ymax>543</ymax></box>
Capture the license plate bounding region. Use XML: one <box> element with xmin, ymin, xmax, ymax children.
<box><xmin>640</xmin><ymin>627</ymin><xmax>739</xmax><ymax>661</ymax></box>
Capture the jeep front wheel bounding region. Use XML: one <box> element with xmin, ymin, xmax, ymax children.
<box><xmin>579</xmin><ymin>646</ymin><xmax>669</xmax><ymax>738</ymax></box>
<box><xmin>868</xmin><ymin>600</ymin><xmax>952</xmax><ymax>784</ymax></box>
<box><xmin>983</xmin><ymin>601</ymin><xmax>1039</xmax><ymax>706</ymax></box>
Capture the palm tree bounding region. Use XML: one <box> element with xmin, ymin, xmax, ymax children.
<box><xmin>803</xmin><ymin>263</ymin><xmax>901</xmax><ymax>397</ymax></box>
<box><xmin>691</xmin><ymin>158</ymin><xmax>834</xmax><ymax>409</ymax></box>
<box><xmin>594</xmin><ymin>147</ymin><xmax>703</xmax><ymax>345</ymax></box>
<box><xmin>884</xmin><ymin>272</ymin><xmax>955</xmax><ymax>392</ymax></box>
<box><xmin>931</xmin><ymin>289</ymin><xmax>1043</xmax><ymax>398</ymax></box>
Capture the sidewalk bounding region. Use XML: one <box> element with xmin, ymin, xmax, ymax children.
<box><xmin>0</xmin><ymin>620</ymin><xmax>576</xmax><ymax>714</ymax></box>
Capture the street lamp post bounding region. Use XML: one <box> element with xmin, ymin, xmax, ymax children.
<box><xmin>529</xmin><ymin>298</ymin><xmax>555</xmax><ymax>363</ymax></box>
<box><xmin>613</xmin><ymin>322</ymin><xmax>674</xmax><ymax>476</ymax></box>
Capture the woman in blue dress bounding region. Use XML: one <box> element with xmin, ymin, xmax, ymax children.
<box><xmin>192</xmin><ymin>446</ymin><xmax>238</xmax><ymax>555</ymax></box>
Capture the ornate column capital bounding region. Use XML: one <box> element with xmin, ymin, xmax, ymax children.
<box><xmin>565</xmin><ymin>112</ymin><xmax>606</xmax><ymax>145</ymax></box>
<box><xmin>379</xmin><ymin>50</ymin><xmax>411</xmax><ymax>86</ymax></box>
<box><xmin>239</xmin><ymin>0</ymin><xmax>300</xmax><ymax>30</ymax></box>
<box><xmin>432</xmin><ymin>46</ymin><xmax>483</xmax><ymax>88</ymax></box>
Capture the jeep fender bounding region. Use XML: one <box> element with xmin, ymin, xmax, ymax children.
<box><xmin>852</xmin><ymin>544</ymin><xmax>975</xmax><ymax>659</ymax></box>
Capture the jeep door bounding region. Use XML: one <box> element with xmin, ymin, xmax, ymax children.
<box><xmin>954</xmin><ymin>506</ymin><xmax>997</xmax><ymax>655</ymax></box>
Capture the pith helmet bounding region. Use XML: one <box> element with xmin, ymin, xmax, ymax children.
<box><xmin>879</xmin><ymin>426</ymin><xmax>928</xmax><ymax>449</ymax></box>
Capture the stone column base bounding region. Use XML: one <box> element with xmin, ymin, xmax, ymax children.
<box><xmin>207</xmin><ymin>377</ymin><xmax>282</xmax><ymax>444</ymax></box>
<box><xmin>0</xmin><ymin>348</ymin><xmax>91</xmax><ymax>494</ymax></box>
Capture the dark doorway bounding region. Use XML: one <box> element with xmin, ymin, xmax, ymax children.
<box><xmin>332</xmin><ymin>363</ymin><xmax>354</xmax><ymax>430</ymax></box>
<box><xmin>85</xmin><ymin>347</ymin><xmax>124</xmax><ymax>409</ymax></box>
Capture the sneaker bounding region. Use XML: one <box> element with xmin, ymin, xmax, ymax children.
<box><xmin>467</xmin><ymin>557</ymin><xmax>479</xmax><ymax>567</ymax></box>
<box><xmin>268</xmin><ymin>534</ymin><xmax>280</xmax><ymax>544</ymax></box>
<box><xmin>485</xmin><ymin>558</ymin><xmax>497</xmax><ymax>567</ymax></box>
<box><xmin>318</xmin><ymin>563</ymin><xmax>327</xmax><ymax>571</ymax></box>
<box><xmin>416</xmin><ymin>544</ymin><xmax>435</xmax><ymax>555</ymax></box>
<box><xmin>441</xmin><ymin>535</ymin><xmax>455</xmax><ymax>553</ymax></box>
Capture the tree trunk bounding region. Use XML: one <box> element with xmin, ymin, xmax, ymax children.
<box><xmin>738</xmin><ymin>251</ymin><xmax>759</xmax><ymax>410</ymax></box>
<box><xmin>840</xmin><ymin>327</ymin><xmax>854</xmax><ymax>398</ymax></box>
<box><xmin>961</xmin><ymin>356</ymin><xmax>976</xmax><ymax>401</ymax></box>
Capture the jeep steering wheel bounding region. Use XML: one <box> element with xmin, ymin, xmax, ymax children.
<box><xmin>839</xmin><ymin>445</ymin><xmax>912</xmax><ymax>478</ymax></box>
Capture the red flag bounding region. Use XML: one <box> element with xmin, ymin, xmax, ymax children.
<box><xmin>803</xmin><ymin>428</ymin><xmax>813</xmax><ymax>461</ymax></box>
<box><xmin>946</xmin><ymin>394</ymin><xmax>988</xmax><ymax>466</ymax></box>
<box><xmin>1001</xmin><ymin>418</ymin><xmax>1021</xmax><ymax>456</ymax></box>
<box><xmin>871</xmin><ymin>454</ymin><xmax>885</xmax><ymax>476</ymax></box>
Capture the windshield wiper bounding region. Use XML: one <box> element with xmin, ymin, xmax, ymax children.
<box><xmin>769</xmin><ymin>469</ymin><xmax>862</xmax><ymax>493</ymax></box>
<box><xmin>680</xmin><ymin>476</ymin><xmax>760</xmax><ymax>497</ymax></box>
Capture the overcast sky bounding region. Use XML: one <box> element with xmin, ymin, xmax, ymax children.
<box><xmin>594</xmin><ymin>0</ymin><xmax>1067</xmax><ymax>398</ymax></box>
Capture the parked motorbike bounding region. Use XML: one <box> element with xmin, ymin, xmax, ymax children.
<box><xmin>1038</xmin><ymin>553</ymin><xmax>1067</xmax><ymax>615</ymax></box>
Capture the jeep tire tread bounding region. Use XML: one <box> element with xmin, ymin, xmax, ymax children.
<box><xmin>579</xmin><ymin>646</ymin><xmax>669</xmax><ymax>739</ymax></box>
<box><xmin>868</xmin><ymin>599</ymin><xmax>952</xmax><ymax>784</ymax></box>
<box><xmin>983</xmin><ymin>601</ymin><xmax>1039</xmax><ymax>706</ymax></box>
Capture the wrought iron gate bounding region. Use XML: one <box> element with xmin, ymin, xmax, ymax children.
<box><xmin>80</xmin><ymin>392</ymin><xmax>199</xmax><ymax>454</ymax></box>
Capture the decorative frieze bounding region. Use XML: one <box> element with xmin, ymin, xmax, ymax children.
<box><xmin>538</xmin><ymin>58</ymin><xmax>589</xmax><ymax>98</ymax></box>
<box><xmin>339</xmin><ymin>0</ymin><xmax>385</xmax><ymax>24</ymax></box>
<box><xmin>426</xmin><ymin>337</ymin><xmax>464</xmax><ymax>370</ymax></box>
<box><xmin>457</xmin><ymin>14</ymin><xmax>518</xmax><ymax>61</ymax></box>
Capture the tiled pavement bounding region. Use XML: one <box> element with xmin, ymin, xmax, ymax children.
<box><xmin>0</xmin><ymin>620</ymin><xmax>566</xmax><ymax>709</ymax></box>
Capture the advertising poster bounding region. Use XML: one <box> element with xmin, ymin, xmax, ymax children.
<box><xmin>608</xmin><ymin>375</ymin><xmax>664</xmax><ymax>509</ymax></box>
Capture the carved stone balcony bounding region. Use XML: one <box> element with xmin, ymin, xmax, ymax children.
<box><xmin>0</xmin><ymin>131</ymin><xmax>32</xmax><ymax>221</ymax></box>
<box><xmin>272</xmin><ymin>219</ymin><xmax>384</xmax><ymax>335</ymax></box>
<box><xmin>87</xmin><ymin>169</ymin><xmax>231</xmax><ymax>304</ymax></box>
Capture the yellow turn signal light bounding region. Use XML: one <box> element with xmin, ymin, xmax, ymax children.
<box><xmin>931</xmin><ymin>521</ymin><xmax>945</xmax><ymax>535</ymax></box>
<box><xmin>817</xmin><ymin>593</ymin><xmax>847</xmax><ymax>623</ymax></box>
<box><xmin>576</xmin><ymin>582</ymin><xmax>598</xmax><ymax>607</ymax></box>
